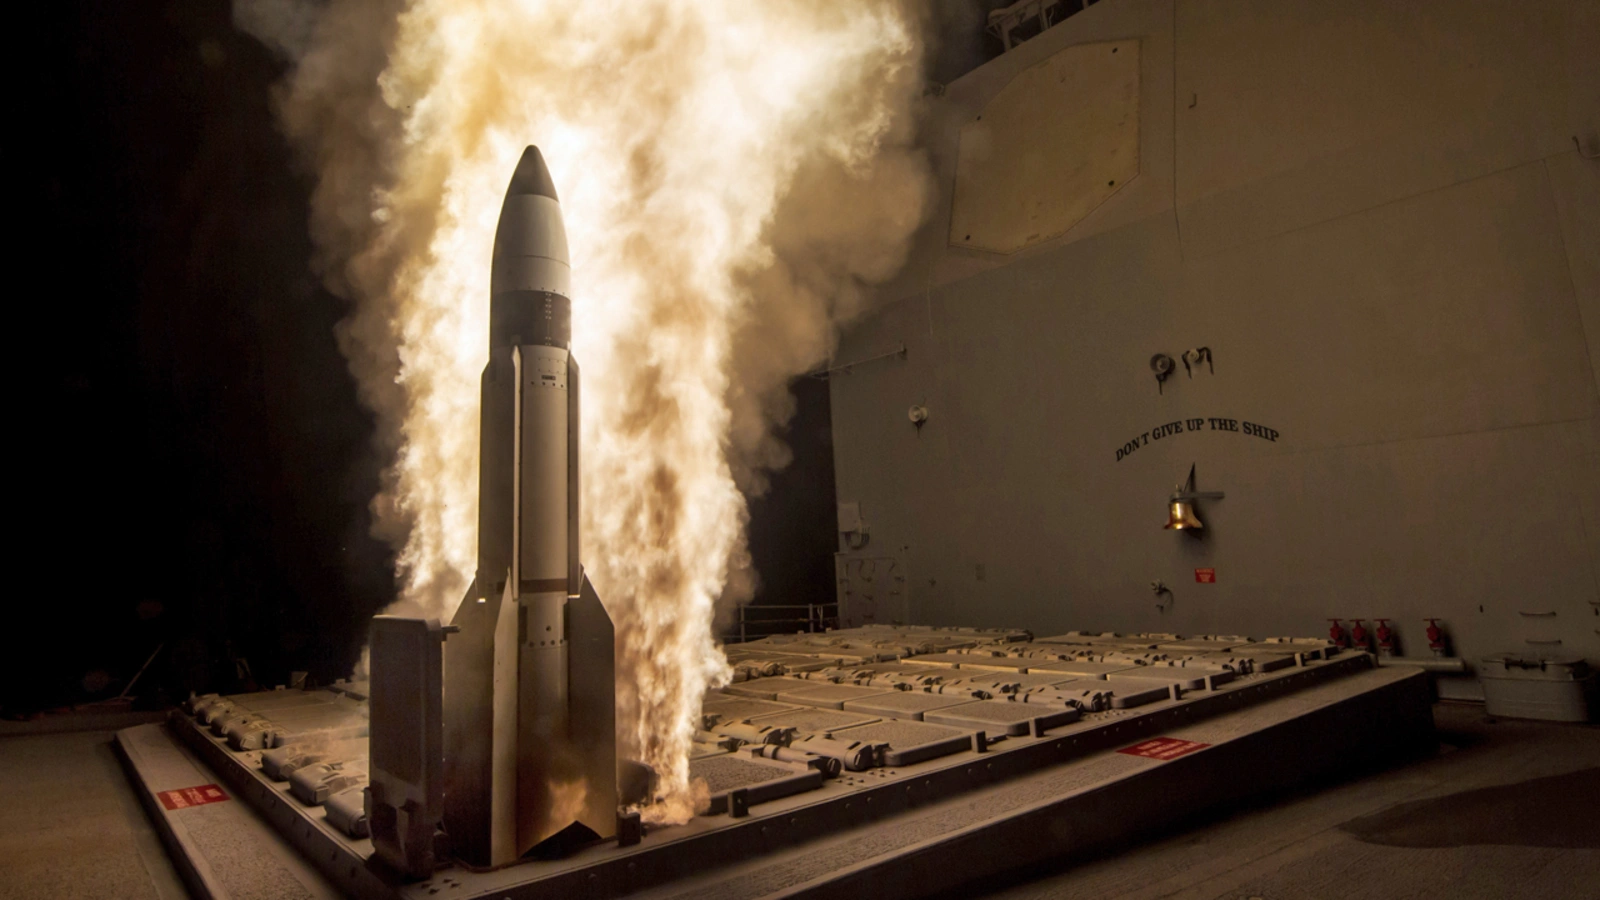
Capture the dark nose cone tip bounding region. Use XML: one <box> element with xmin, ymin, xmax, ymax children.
<box><xmin>507</xmin><ymin>146</ymin><xmax>559</xmax><ymax>202</ymax></box>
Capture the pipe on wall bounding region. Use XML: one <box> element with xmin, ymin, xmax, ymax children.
<box><xmin>1375</xmin><ymin>656</ymin><xmax>1469</xmax><ymax>674</ymax></box>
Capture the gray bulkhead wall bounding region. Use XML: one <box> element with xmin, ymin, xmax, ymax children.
<box><xmin>829</xmin><ymin>0</ymin><xmax>1600</xmax><ymax>696</ymax></box>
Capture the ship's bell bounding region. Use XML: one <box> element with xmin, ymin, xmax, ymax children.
<box><xmin>1164</xmin><ymin>496</ymin><xmax>1204</xmax><ymax>530</ymax></box>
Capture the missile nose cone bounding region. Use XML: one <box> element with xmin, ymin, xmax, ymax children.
<box><xmin>506</xmin><ymin>146</ymin><xmax>559</xmax><ymax>202</ymax></box>
<box><xmin>491</xmin><ymin>145</ymin><xmax>571</xmax><ymax>349</ymax></box>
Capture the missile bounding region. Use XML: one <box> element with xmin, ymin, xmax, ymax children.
<box><xmin>368</xmin><ymin>147</ymin><xmax>619</xmax><ymax>875</ymax></box>
<box><xmin>451</xmin><ymin>145</ymin><xmax>618</xmax><ymax>864</ymax></box>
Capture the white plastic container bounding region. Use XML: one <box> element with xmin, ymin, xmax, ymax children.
<box><xmin>1478</xmin><ymin>655</ymin><xmax>1596</xmax><ymax>723</ymax></box>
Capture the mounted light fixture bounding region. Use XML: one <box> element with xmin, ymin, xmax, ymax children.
<box><xmin>1150</xmin><ymin>353</ymin><xmax>1175</xmax><ymax>394</ymax></box>
<box><xmin>1165</xmin><ymin>464</ymin><xmax>1224</xmax><ymax>531</ymax></box>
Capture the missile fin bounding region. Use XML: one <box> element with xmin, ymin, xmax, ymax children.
<box><xmin>567</xmin><ymin>574</ymin><xmax>619</xmax><ymax>839</ymax></box>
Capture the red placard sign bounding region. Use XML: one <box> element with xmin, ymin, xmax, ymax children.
<box><xmin>1194</xmin><ymin>568</ymin><xmax>1216</xmax><ymax>583</ymax></box>
<box><xmin>157</xmin><ymin>784</ymin><xmax>229</xmax><ymax>811</ymax></box>
<box><xmin>1118</xmin><ymin>737</ymin><xmax>1209</xmax><ymax>761</ymax></box>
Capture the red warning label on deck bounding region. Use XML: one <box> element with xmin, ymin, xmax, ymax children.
<box><xmin>1117</xmin><ymin>737</ymin><xmax>1209</xmax><ymax>761</ymax></box>
<box><xmin>157</xmin><ymin>784</ymin><xmax>229</xmax><ymax>810</ymax></box>
<box><xmin>1194</xmin><ymin>568</ymin><xmax>1216</xmax><ymax>583</ymax></box>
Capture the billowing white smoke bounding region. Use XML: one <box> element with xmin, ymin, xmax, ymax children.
<box><xmin>236</xmin><ymin>0</ymin><xmax>931</xmax><ymax>822</ymax></box>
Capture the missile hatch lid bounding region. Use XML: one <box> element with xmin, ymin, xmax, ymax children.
<box><xmin>507</xmin><ymin>146</ymin><xmax>559</xmax><ymax>201</ymax></box>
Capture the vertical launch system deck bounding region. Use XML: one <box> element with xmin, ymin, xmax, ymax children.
<box><xmin>119</xmin><ymin>624</ymin><xmax>1434</xmax><ymax>899</ymax></box>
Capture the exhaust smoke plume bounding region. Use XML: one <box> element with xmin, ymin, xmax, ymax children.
<box><xmin>236</xmin><ymin>0</ymin><xmax>931</xmax><ymax>821</ymax></box>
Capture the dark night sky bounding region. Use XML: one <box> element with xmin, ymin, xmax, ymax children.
<box><xmin>20</xmin><ymin>3</ymin><xmax>394</xmax><ymax>711</ymax></box>
<box><xmin>14</xmin><ymin>2</ymin><xmax>1006</xmax><ymax>714</ymax></box>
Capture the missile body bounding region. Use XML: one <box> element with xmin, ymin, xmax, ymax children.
<box><xmin>439</xmin><ymin>147</ymin><xmax>618</xmax><ymax>867</ymax></box>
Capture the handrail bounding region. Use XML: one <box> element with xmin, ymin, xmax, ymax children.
<box><xmin>724</xmin><ymin>602</ymin><xmax>841</xmax><ymax>644</ymax></box>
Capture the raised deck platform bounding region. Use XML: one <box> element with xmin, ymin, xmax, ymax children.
<box><xmin>119</xmin><ymin>627</ymin><xmax>1434</xmax><ymax>899</ymax></box>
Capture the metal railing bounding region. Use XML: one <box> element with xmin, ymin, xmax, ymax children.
<box><xmin>724</xmin><ymin>603</ymin><xmax>840</xmax><ymax>644</ymax></box>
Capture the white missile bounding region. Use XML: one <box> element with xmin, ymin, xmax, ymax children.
<box><xmin>368</xmin><ymin>147</ymin><xmax>619</xmax><ymax>875</ymax></box>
